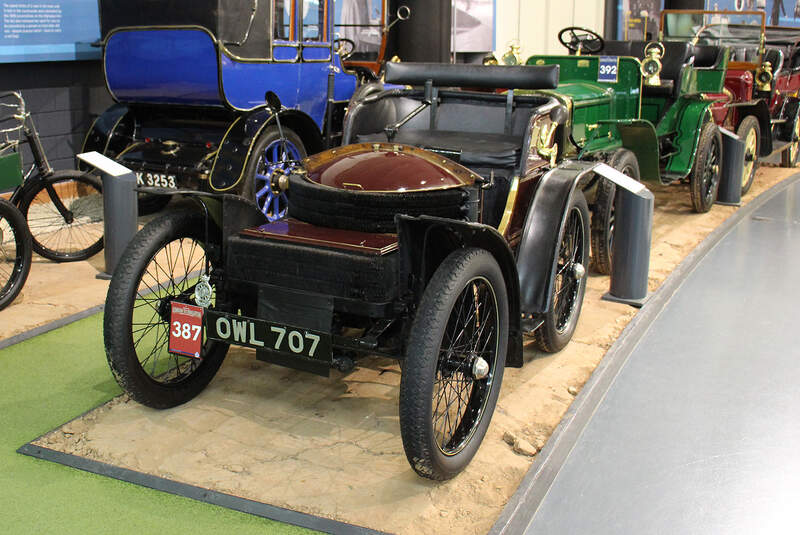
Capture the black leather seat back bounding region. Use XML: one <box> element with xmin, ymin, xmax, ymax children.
<box><xmin>630</xmin><ymin>40</ymin><xmax>692</xmax><ymax>83</ymax></box>
<box><xmin>595</xmin><ymin>40</ymin><xmax>632</xmax><ymax>56</ymax></box>
<box><xmin>692</xmin><ymin>45</ymin><xmax>722</xmax><ymax>68</ymax></box>
<box><xmin>764</xmin><ymin>47</ymin><xmax>784</xmax><ymax>72</ymax></box>
<box><xmin>384</xmin><ymin>62</ymin><xmax>559</xmax><ymax>90</ymax></box>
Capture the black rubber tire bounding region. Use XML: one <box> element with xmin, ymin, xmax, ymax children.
<box><xmin>781</xmin><ymin>117</ymin><xmax>800</xmax><ymax>168</ymax></box>
<box><xmin>0</xmin><ymin>198</ymin><xmax>32</xmax><ymax>310</ymax></box>
<box><xmin>690</xmin><ymin>122</ymin><xmax>723</xmax><ymax>213</ymax></box>
<box><xmin>240</xmin><ymin>126</ymin><xmax>306</xmax><ymax>219</ymax></box>
<box><xmin>104</xmin><ymin>209</ymin><xmax>229</xmax><ymax>409</ymax></box>
<box><xmin>535</xmin><ymin>189</ymin><xmax>590</xmax><ymax>353</ymax></box>
<box><xmin>288</xmin><ymin>174</ymin><xmax>467</xmax><ymax>233</ymax></box>
<box><xmin>19</xmin><ymin>170</ymin><xmax>104</xmax><ymax>262</ymax></box>
<box><xmin>399</xmin><ymin>247</ymin><xmax>508</xmax><ymax>480</ymax></box>
<box><xmin>591</xmin><ymin>149</ymin><xmax>640</xmax><ymax>275</ymax></box>
<box><xmin>737</xmin><ymin>115</ymin><xmax>760</xmax><ymax>195</ymax></box>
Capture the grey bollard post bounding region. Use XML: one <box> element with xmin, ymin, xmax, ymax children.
<box><xmin>77</xmin><ymin>151</ymin><xmax>138</xmax><ymax>280</ymax></box>
<box><xmin>716</xmin><ymin>127</ymin><xmax>744</xmax><ymax>206</ymax></box>
<box><xmin>593</xmin><ymin>163</ymin><xmax>654</xmax><ymax>308</ymax></box>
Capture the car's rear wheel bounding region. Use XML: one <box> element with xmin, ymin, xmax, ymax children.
<box><xmin>689</xmin><ymin>121</ymin><xmax>722</xmax><ymax>213</ymax></box>
<box><xmin>591</xmin><ymin>149</ymin><xmax>639</xmax><ymax>275</ymax></box>
<box><xmin>400</xmin><ymin>247</ymin><xmax>508</xmax><ymax>480</ymax></box>
<box><xmin>104</xmin><ymin>210</ymin><xmax>229</xmax><ymax>409</ymax></box>
<box><xmin>535</xmin><ymin>190</ymin><xmax>589</xmax><ymax>353</ymax></box>
<box><xmin>737</xmin><ymin>115</ymin><xmax>759</xmax><ymax>195</ymax></box>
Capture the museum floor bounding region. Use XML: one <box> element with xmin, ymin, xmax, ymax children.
<box><xmin>492</xmin><ymin>173</ymin><xmax>800</xmax><ymax>534</ymax></box>
<box><xmin>1</xmin><ymin>167</ymin><xmax>798</xmax><ymax>534</ymax></box>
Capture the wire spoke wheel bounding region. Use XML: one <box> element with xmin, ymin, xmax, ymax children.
<box><xmin>432</xmin><ymin>277</ymin><xmax>499</xmax><ymax>455</ymax></box>
<box><xmin>0</xmin><ymin>199</ymin><xmax>32</xmax><ymax>310</ymax></box>
<box><xmin>104</xmin><ymin>210</ymin><xmax>228</xmax><ymax>409</ymax></box>
<box><xmin>690</xmin><ymin>122</ymin><xmax>722</xmax><ymax>213</ymax></box>
<box><xmin>400</xmin><ymin>248</ymin><xmax>508</xmax><ymax>480</ymax></box>
<box><xmin>131</xmin><ymin>236</ymin><xmax>209</xmax><ymax>384</ymax></box>
<box><xmin>21</xmin><ymin>171</ymin><xmax>104</xmax><ymax>262</ymax></box>
<box><xmin>535</xmin><ymin>190</ymin><xmax>589</xmax><ymax>353</ymax></box>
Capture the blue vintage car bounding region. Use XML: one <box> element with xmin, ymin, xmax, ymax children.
<box><xmin>83</xmin><ymin>0</ymin><xmax>406</xmax><ymax>218</ymax></box>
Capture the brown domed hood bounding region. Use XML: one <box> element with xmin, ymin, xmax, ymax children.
<box><xmin>297</xmin><ymin>143</ymin><xmax>477</xmax><ymax>192</ymax></box>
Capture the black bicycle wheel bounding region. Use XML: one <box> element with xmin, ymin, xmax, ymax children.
<box><xmin>535</xmin><ymin>189</ymin><xmax>589</xmax><ymax>353</ymax></box>
<box><xmin>19</xmin><ymin>170</ymin><xmax>104</xmax><ymax>262</ymax></box>
<box><xmin>104</xmin><ymin>209</ymin><xmax>229</xmax><ymax>409</ymax></box>
<box><xmin>400</xmin><ymin>247</ymin><xmax>508</xmax><ymax>480</ymax></box>
<box><xmin>0</xmin><ymin>198</ymin><xmax>32</xmax><ymax>310</ymax></box>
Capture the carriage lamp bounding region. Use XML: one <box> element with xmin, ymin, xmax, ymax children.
<box><xmin>640</xmin><ymin>42</ymin><xmax>664</xmax><ymax>86</ymax></box>
<box><xmin>502</xmin><ymin>44</ymin><xmax>522</xmax><ymax>66</ymax></box>
<box><xmin>756</xmin><ymin>62</ymin><xmax>773</xmax><ymax>92</ymax></box>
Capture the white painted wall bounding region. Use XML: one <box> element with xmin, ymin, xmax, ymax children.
<box><xmin>495</xmin><ymin>0</ymin><xmax>606</xmax><ymax>60</ymax></box>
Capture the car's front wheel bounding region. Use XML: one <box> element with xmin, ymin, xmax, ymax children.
<box><xmin>689</xmin><ymin>121</ymin><xmax>722</xmax><ymax>213</ymax></box>
<box><xmin>400</xmin><ymin>247</ymin><xmax>508</xmax><ymax>480</ymax></box>
<box><xmin>535</xmin><ymin>189</ymin><xmax>589</xmax><ymax>353</ymax></box>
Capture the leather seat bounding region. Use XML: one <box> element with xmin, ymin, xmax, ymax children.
<box><xmin>691</xmin><ymin>45</ymin><xmax>723</xmax><ymax>68</ymax></box>
<box><xmin>631</xmin><ymin>40</ymin><xmax>692</xmax><ymax>97</ymax></box>
<box><xmin>356</xmin><ymin>130</ymin><xmax>522</xmax><ymax>168</ymax></box>
<box><xmin>595</xmin><ymin>40</ymin><xmax>632</xmax><ymax>56</ymax></box>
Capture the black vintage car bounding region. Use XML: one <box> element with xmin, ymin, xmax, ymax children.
<box><xmin>103</xmin><ymin>63</ymin><xmax>608</xmax><ymax>480</ymax></box>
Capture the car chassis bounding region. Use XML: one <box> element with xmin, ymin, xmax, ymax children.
<box><xmin>102</xmin><ymin>63</ymin><xmax>636</xmax><ymax>480</ymax></box>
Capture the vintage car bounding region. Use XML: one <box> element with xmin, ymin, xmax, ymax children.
<box><xmin>82</xmin><ymin>0</ymin><xmax>408</xmax><ymax>216</ymax></box>
<box><xmin>101</xmin><ymin>63</ymin><xmax>629</xmax><ymax>480</ymax></box>
<box><xmin>527</xmin><ymin>26</ymin><xmax>730</xmax><ymax>272</ymax></box>
<box><xmin>660</xmin><ymin>9</ymin><xmax>799</xmax><ymax>194</ymax></box>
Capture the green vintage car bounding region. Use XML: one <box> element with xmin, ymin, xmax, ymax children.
<box><xmin>527</xmin><ymin>27</ymin><xmax>730</xmax><ymax>273</ymax></box>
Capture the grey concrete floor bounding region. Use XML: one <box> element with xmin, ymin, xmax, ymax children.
<box><xmin>493</xmin><ymin>176</ymin><xmax>800</xmax><ymax>534</ymax></box>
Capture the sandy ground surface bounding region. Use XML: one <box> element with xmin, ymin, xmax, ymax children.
<box><xmin>25</xmin><ymin>166</ymin><xmax>798</xmax><ymax>534</ymax></box>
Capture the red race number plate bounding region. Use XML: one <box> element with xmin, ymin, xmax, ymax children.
<box><xmin>168</xmin><ymin>302</ymin><xmax>204</xmax><ymax>359</ymax></box>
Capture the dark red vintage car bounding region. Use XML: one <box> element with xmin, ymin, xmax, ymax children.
<box><xmin>101</xmin><ymin>63</ymin><xmax>629</xmax><ymax>480</ymax></box>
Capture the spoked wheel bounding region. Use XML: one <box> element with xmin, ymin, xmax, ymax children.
<box><xmin>242</xmin><ymin>126</ymin><xmax>306</xmax><ymax>222</ymax></box>
<box><xmin>104</xmin><ymin>210</ymin><xmax>229</xmax><ymax>409</ymax></box>
<box><xmin>19</xmin><ymin>170</ymin><xmax>104</xmax><ymax>262</ymax></box>
<box><xmin>591</xmin><ymin>149</ymin><xmax>640</xmax><ymax>275</ymax></box>
<box><xmin>535</xmin><ymin>190</ymin><xmax>589</xmax><ymax>353</ymax></box>
<box><xmin>690</xmin><ymin>122</ymin><xmax>722</xmax><ymax>213</ymax></box>
<box><xmin>400</xmin><ymin>248</ymin><xmax>508</xmax><ymax>480</ymax></box>
<box><xmin>0</xmin><ymin>198</ymin><xmax>32</xmax><ymax>310</ymax></box>
<box><xmin>737</xmin><ymin>115</ymin><xmax>760</xmax><ymax>195</ymax></box>
<box><xmin>781</xmin><ymin>117</ymin><xmax>800</xmax><ymax>168</ymax></box>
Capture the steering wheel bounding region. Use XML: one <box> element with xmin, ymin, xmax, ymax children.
<box><xmin>558</xmin><ymin>27</ymin><xmax>604</xmax><ymax>55</ymax></box>
<box><xmin>334</xmin><ymin>38</ymin><xmax>356</xmax><ymax>61</ymax></box>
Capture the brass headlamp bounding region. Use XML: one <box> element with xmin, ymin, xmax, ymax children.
<box><xmin>640</xmin><ymin>42</ymin><xmax>665</xmax><ymax>86</ymax></box>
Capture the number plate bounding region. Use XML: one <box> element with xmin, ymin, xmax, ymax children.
<box><xmin>205</xmin><ymin>310</ymin><xmax>332</xmax><ymax>361</ymax></box>
<box><xmin>169</xmin><ymin>302</ymin><xmax>204</xmax><ymax>359</ymax></box>
<box><xmin>598</xmin><ymin>56</ymin><xmax>618</xmax><ymax>83</ymax></box>
<box><xmin>135</xmin><ymin>171</ymin><xmax>178</xmax><ymax>189</ymax></box>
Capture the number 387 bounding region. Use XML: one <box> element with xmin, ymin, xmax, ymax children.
<box><xmin>172</xmin><ymin>321</ymin><xmax>201</xmax><ymax>341</ymax></box>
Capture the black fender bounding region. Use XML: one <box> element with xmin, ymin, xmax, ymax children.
<box><xmin>78</xmin><ymin>103</ymin><xmax>133</xmax><ymax>170</ymax></box>
<box><xmin>209</xmin><ymin>107</ymin><xmax>323</xmax><ymax>193</ymax></box>
<box><xmin>396</xmin><ymin>215</ymin><xmax>523</xmax><ymax>368</ymax></box>
<box><xmin>775</xmin><ymin>97</ymin><xmax>800</xmax><ymax>143</ymax></box>
<box><xmin>737</xmin><ymin>100</ymin><xmax>772</xmax><ymax>156</ymax></box>
<box><xmin>517</xmin><ymin>161</ymin><xmax>594</xmax><ymax>317</ymax></box>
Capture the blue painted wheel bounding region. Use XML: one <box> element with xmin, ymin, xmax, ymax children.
<box><xmin>252</xmin><ymin>130</ymin><xmax>304</xmax><ymax>222</ymax></box>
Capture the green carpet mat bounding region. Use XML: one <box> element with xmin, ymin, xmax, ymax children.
<box><xmin>0</xmin><ymin>313</ymin><xmax>310</xmax><ymax>534</ymax></box>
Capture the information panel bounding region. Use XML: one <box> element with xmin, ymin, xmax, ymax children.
<box><xmin>0</xmin><ymin>0</ymin><xmax>100</xmax><ymax>63</ymax></box>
